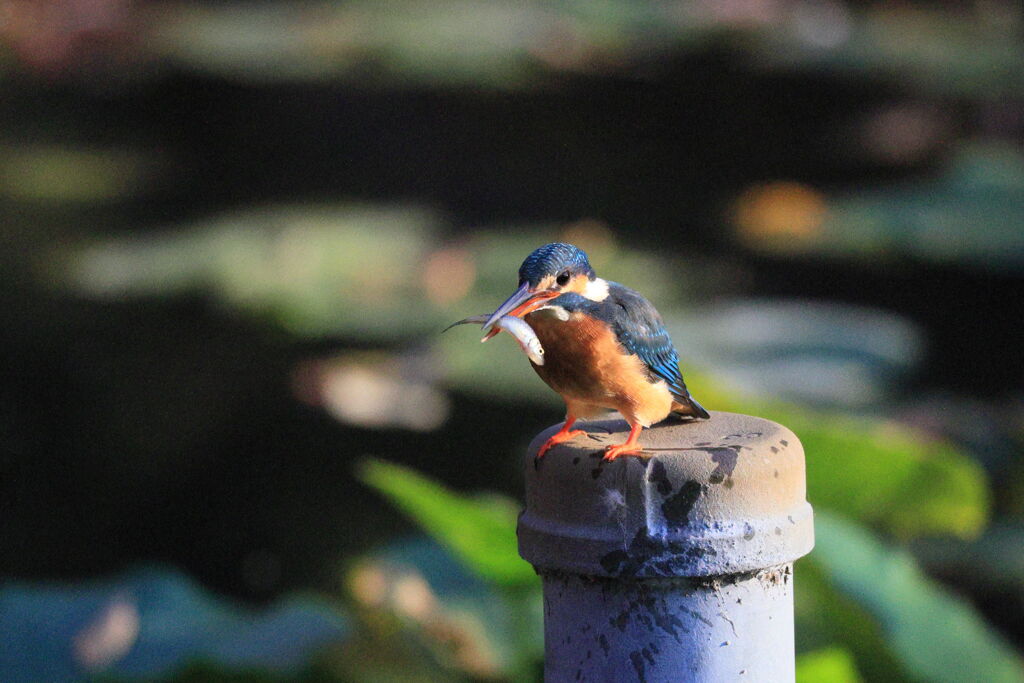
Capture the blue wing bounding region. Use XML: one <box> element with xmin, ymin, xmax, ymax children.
<box><xmin>605</xmin><ymin>283</ymin><xmax>709</xmax><ymax>418</ymax></box>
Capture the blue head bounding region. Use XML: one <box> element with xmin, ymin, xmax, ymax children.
<box><xmin>517</xmin><ymin>243</ymin><xmax>595</xmax><ymax>289</ymax></box>
<box><xmin>484</xmin><ymin>243</ymin><xmax>596</xmax><ymax>331</ymax></box>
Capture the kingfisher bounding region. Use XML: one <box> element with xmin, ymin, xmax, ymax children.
<box><xmin>483</xmin><ymin>242</ymin><xmax>709</xmax><ymax>461</ymax></box>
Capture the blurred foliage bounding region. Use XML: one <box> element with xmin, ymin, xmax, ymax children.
<box><xmin>354</xmin><ymin>458</ymin><xmax>544</xmax><ymax>679</ymax></box>
<box><xmin>687</xmin><ymin>375</ymin><xmax>991</xmax><ymax>540</ymax></box>
<box><xmin>0</xmin><ymin>568</ymin><xmax>348</xmax><ymax>683</ymax></box>
<box><xmin>51</xmin><ymin>201</ymin><xmax>1004</xmax><ymax>680</ymax></box>
<box><xmin>734</xmin><ymin>143</ymin><xmax>1024</xmax><ymax>272</ymax></box>
<box><xmin>144</xmin><ymin>661</ymin><xmax>334</xmax><ymax>683</ymax></box>
<box><xmin>795</xmin><ymin>647</ymin><xmax>862</xmax><ymax>683</ymax></box>
<box><xmin>60</xmin><ymin>205</ymin><xmax>439</xmax><ymax>339</ymax></box>
<box><xmin>46</xmin><ymin>203</ymin><xmax>1009</xmax><ymax>682</ymax></box>
<box><xmin>58</xmin><ymin>208</ymin><xmax>677</xmax><ymax>343</ymax></box>
<box><xmin>752</xmin><ymin>4</ymin><xmax>1024</xmax><ymax>98</ymax></box>
<box><xmin>795</xmin><ymin>557</ymin><xmax>909</xmax><ymax>682</ymax></box>
<box><xmin>3</xmin><ymin>0</ymin><xmax>1024</xmax><ymax>680</ymax></box>
<box><xmin>137</xmin><ymin>1</ymin><xmax>1024</xmax><ymax>96</ymax></box>
<box><xmin>912</xmin><ymin>523</ymin><xmax>1024</xmax><ymax>609</ymax></box>
<box><xmin>810</xmin><ymin>513</ymin><xmax>1024</xmax><ymax>683</ymax></box>
<box><xmin>0</xmin><ymin>144</ymin><xmax>154</xmax><ymax>204</ymax></box>
<box><xmin>358</xmin><ymin>458</ymin><xmax>534</xmax><ymax>587</ymax></box>
<box><xmin>340</xmin><ymin>536</ymin><xmax>542</xmax><ymax>681</ymax></box>
<box><xmin>670</xmin><ymin>300</ymin><xmax>924</xmax><ymax>409</ymax></box>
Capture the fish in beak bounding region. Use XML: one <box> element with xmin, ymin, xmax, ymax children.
<box><xmin>442</xmin><ymin>314</ymin><xmax>544</xmax><ymax>365</ymax></box>
<box><xmin>482</xmin><ymin>282</ymin><xmax>559</xmax><ymax>333</ymax></box>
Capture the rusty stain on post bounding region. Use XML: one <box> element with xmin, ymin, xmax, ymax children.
<box><xmin>518</xmin><ymin>411</ymin><xmax>814</xmax><ymax>682</ymax></box>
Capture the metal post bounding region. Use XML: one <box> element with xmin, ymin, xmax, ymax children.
<box><xmin>518</xmin><ymin>412</ymin><xmax>814</xmax><ymax>682</ymax></box>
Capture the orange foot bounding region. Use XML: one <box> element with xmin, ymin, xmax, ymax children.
<box><xmin>537</xmin><ymin>429</ymin><xmax>586</xmax><ymax>458</ymax></box>
<box><xmin>602</xmin><ymin>442</ymin><xmax>644</xmax><ymax>461</ymax></box>
<box><xmin>601</xmin><ymin>423</ymin><xmax>644</xmax><ymax>461</ymax></box>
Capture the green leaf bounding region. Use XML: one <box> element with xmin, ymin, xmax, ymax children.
<box><xmin>686</xmin><ymin>375</ymin><xmax>990</xmax><ymax>540</ymax></box>
<box><xmin>795</xmin><ymin>557</ymin><xmax>910</xmax><ymax>683</ymax></box>
<box><xmin>797</xmin><ymin>412</ymin><xmax>989</xmax><ymax>540</ymax></box>
<box><xmin>810</xmin><ymin>512</ymin><xmax>1024</xmax><ymax>683</ymax></box>
<box><xmin>796</xmin><ymin>647</ymin><xmax>862</xmax><ymax>683</ymax></box>
<box><xmin>912</xmin><ymin>523</ymin><xmax>1024</xmax><ymax>594</ymax></box>
<box><xmin>357</xmin><ymin>459</ymin><xmax>537</xmax><ymax>587</ymax></box>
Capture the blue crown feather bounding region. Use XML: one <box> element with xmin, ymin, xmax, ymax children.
<box><xmin>518</xmin><ymin>243</ymin><xmax>593</xmax><ymax>286</ymax></box>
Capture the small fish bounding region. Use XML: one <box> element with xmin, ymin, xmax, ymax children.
<box><xmin>444</xmin><ymin>314</ymin><xmax>545</xmax><ymax>365</ymax></box>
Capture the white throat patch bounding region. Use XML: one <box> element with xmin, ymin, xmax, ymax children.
<box><xmin>582</xmin><ymin>277</ymin><xmax>610</xmax><ymax>302</ymax></box>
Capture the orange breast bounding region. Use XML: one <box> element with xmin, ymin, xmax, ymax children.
<box><xmin>526</xmin><ymin>311</ymin><xmax>674</xmax><ymax>427</ymax></box>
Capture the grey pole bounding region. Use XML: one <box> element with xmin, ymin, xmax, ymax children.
<box><xmin>518</xmin><ymin>411</ymin><xmax>814</xmax><ymax>682</ymax></box>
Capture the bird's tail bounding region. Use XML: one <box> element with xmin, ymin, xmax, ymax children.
<box><xmin>672</xmin><ymin>395</ymin><xmax>711</xmax><ymax>420</ymax></box>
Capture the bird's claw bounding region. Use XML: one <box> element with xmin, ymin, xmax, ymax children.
<box><xmin>601</xmin><ymin>443</ymin><xmax>643</xmax><ymax>462</ymax></box>
<box><xmin>537</xmin><ymin>429</ymin><xmax>587</xmax><ymax>459</ymax></box>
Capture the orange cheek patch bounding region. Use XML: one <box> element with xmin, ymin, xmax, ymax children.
<box><xmin>566</xmin><ymin>275</ymin><xmax>590</xmax><ymax>295</ymax></box>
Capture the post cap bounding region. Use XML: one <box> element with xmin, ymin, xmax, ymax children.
<box><xmin>518</xmin><ymin>411</ymin><xmax>814</xmax><ymax>578</ymax></box>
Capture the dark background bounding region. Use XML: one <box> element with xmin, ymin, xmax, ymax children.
<box><xmin>1</xmin><ymin>1</ymin><xmax>1022</xmax><ymax>680</ymax></box>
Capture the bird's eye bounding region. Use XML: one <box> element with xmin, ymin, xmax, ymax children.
<box><xmin>556</xmin><ymin>271</ymin><xmax>571</xmax><ymax>286</ymax></box>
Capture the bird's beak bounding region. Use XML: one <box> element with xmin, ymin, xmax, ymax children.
<box><xmin>483</xmin><ymin>282</ymin><xmax>558</xmax><ymax>331</ymax></box>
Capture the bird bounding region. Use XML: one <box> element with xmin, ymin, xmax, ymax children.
<box><xmin>483</xmin><ymin>242</ymin><xmax>709</xmax><ymax>461</ymax></box>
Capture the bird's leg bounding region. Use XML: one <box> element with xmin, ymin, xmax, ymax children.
<box><xmin>603</xmin><ymin>422</ymin><xmax>644</xmax><ymax>461</ymax></box>
<box><xmin>537</xmin><ymin>414</ymin><xmax>586</xmax><ymax>458</ymax></box>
